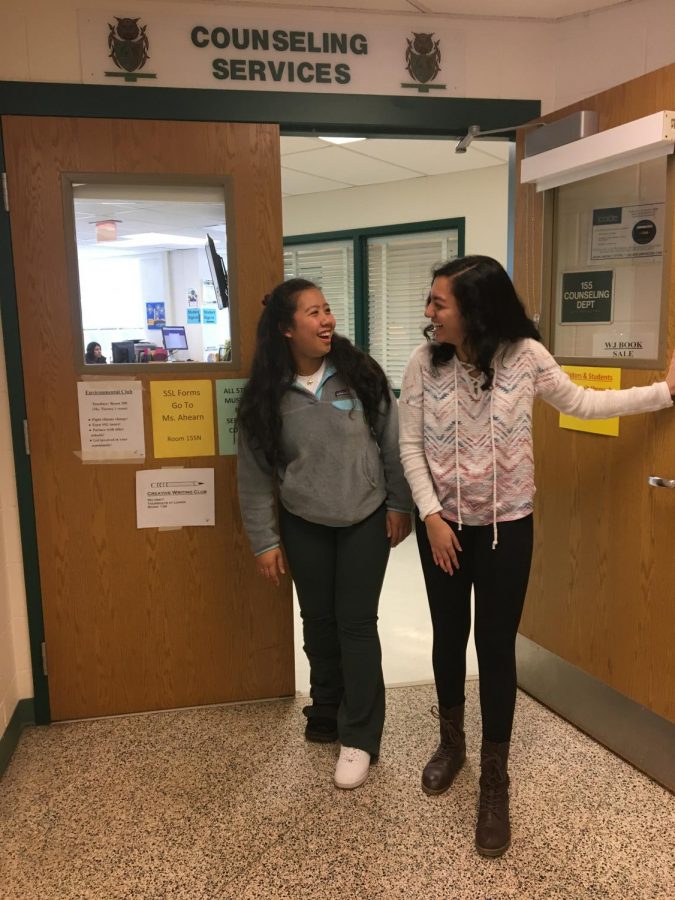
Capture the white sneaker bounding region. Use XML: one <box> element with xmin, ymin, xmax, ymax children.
<box><xmin>334</xmin><ymin>746</ymin><xmax>371</xmax><ymax>790</ymax></box>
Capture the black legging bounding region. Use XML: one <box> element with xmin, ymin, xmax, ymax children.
<box><xmin>279</xmin><ymin>503</ymin><xmax>390</xmax><ymax>756</ymax></box>
<box><xmin>415</xmin><ymin>513</ymin><xmax>533</xmax><ymax>743</ymax></box>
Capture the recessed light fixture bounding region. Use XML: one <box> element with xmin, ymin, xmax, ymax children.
<box><xmin>318</xmin><ymin>136</ymin><xmax>367</xmax><ymax>145</ymax></box>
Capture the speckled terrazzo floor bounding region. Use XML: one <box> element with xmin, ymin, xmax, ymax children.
<box><xmin>1</xmin><ymin>683</ymin><xmax>673</xmax><ymax>900</ymax></box>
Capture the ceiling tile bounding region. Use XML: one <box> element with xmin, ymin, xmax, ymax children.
<box><xmin>346</xmin><ymin>138</ymin><xmax>509</xmax><ymax>174</ymax></box>
<box><xmin>280</xmin><ymin>136</ymin><xmax>329</xmax><ymax>155</ymax></box>
<box><xmin>406</xmin><ymin>1</ymin><xmax>619</xmax><ymax>18</ymax></box>
<box><xmin>471</xmin><ymin>141</ymin><xmax>512</xmax><ymax>162</ymax></box>
<box><xmin>282</xmin><ymin>146</ymin><xmax>422</xmax><ymax>185</ymax></box>
<box><xmin>281</xmin><ymin>168</ymin><xmax>351</xmax><ymax>196</ymax></box>
<box><xmin>163</xmin><ymin>0</ymin><xmax>622</xmax><ymax>22</ymax></box>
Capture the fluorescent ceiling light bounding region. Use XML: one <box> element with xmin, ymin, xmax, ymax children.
<box><xmin>318</xmin><ymin>136</ymin><xmax>366</xmax><ymax>145</ymax></box>
<box><xmin>115</xmin><ymin>232</ymin><xmax>207</xmax><ymax>248</ymax></box>
<box><xmin>521</xmin><ymin>110</ymin><xmax>675</xmax><ymax>192</ymax></box>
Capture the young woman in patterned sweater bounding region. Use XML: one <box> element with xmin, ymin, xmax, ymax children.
<box><xmin>399</xmin><ymin>256</ymin><xmax>675</xmax><ymax>858</ymax></box>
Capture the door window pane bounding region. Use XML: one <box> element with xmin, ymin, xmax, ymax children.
<box><xmin>70</xmin><ymin>182</ymin><xmax>232</xmax><ymax>366</ymax></box>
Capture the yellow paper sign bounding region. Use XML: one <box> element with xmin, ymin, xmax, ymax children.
<box><xmin>150</xmin><ymin>381</ymin><xmax>215</xmax><ymax>457</ymax></box>
<box><xmin>559</xmin><ymin>366</ymin><xmax>621</xmax><ymax>436</ymax></box>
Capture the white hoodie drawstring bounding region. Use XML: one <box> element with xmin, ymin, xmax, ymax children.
<box><xmin>490</xmin><ymin>369</ymin><xmax>499</xmax><ymax>550</ymax></box>
<box><xmin>453</xmin><ymin>362</ymin><xmax>463</xmax><ymax>532</ymax></box>
<box><xmin>455</xmin><ymin>357</ymin><xmax>498</xmax><ymax>549</ymax></box>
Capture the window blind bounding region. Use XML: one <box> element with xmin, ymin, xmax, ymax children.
<box><xmin>367</xmin><ymin>230</ymin><xmax>459</xmax><ymax>389</ymax></box>
<box><xmin>283</xmin><ymin>241</ymin><xmax>355</xmax><ymax>340</ymax></box>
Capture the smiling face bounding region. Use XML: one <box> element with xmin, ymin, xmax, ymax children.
<box><xmin>283</xmin><ymin>287</ymin><xmax>336</xmax><ymax>375</ymax></box>
<box><xmin>425</xmin><ymin>275</ymin><xmax>466</xmax><ymax>351</ymax></box>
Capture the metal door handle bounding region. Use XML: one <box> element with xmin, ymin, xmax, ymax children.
<box><xmin>648</xmin><ymin>476</ymin><xmax>675</xmax><ymax>489</ymax></box>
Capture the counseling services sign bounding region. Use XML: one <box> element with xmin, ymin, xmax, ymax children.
<box><xmin>78</xmin><ymin>7</ymin><xmax>465</xmax><ymax>96</ymax></box>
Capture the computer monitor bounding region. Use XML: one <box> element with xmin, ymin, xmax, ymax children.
<box><xmin>205</xmin><ymin>234</ymin><xmax>229</xmax><ymax>310</ymax></box>
<box><xmin>111</xmin><ymin>339</ymin><xmax>143</xmax><ymax>363</ymax></box>
<box><xmin>162</xmin><ymin>325</ymin><xmax>189</xmax><ymax>351</ymax></box>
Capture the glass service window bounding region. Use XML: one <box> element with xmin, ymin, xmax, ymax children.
<box><xmin>551</xmin><ymin>157</ymin><xmax>667</xmax><ymax>367</ymax></box>
<box><xmin>68</xmin><ymin>181</ymin><xmax>233</xmax><ymax>368</ymax></box>
<box><xmin>367</xmin><ymin>229</ymin><xmax>460</xmax><ymax>389</ymax></box>
<box><xmin>283</xmin><ymin>240</ymin><xmax>355</xmax><ymax>340</ymax></box>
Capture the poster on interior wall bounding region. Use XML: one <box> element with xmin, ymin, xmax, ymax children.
<box><xmin>203</xmin><ymin>308</ymin><xmax>217</xmax><ymax>324</ymax></box>
<box><xmin>202</xmin><ymin>279</ymin><xmax>217</xmax><ymax>305</ymax></box>
<box><xmin>590</xmin><ymin>203</ymin><xmax>664</xmax><ymax>260</ymax></box>
<box><xmin>146</xmin><ymin>301</ymin><xmax>166</xmax><ymax>329</ymax></box>
<box><xmin>187</xmin><ymin>308</ymin><xmax>201</xmax><ymax>324</ymax></box>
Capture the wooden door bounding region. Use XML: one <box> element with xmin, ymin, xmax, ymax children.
<box><xmin>514</xmin><ymin>67</ymin><xmax>675</xmax><ymax>723</ymax></box>
<box><xmin>2</xmin><ymin>116</ymin><xmax>293</xmax><ymax>720</ymax></box>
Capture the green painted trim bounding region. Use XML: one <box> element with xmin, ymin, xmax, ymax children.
<box><xmin>0</xmin><ymin>81</ymin><xmax>540</xmax><ymax>137</ymax></box>
<box><xmin>506</xmin><ymin>143</ymin><xmax>516</xmax><ymax>277</ymax></box>
<box><xmin>354</xmin><ymin>237</ymin><xmax>368</xmax><ymax>349</ymax></box>
<box><xmin>0</xmin><ymin>130</ymin><xmax>50</xmax><ymax>726</ymax></box>
<box><xmin>0</xmin><ymin>698</ymin><xmax>35</xmax><ymax>778</ymax></box>
<box><xmin>285</xmin><ymin>218</ymin><xmax>466</xmax><ymax>244</ymax></box>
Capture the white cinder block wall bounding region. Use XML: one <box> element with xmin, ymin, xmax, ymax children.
<box><xmin>2</xmin><ymin>0</ymin><xmax>675</xmax><ymax>715</ymax></box>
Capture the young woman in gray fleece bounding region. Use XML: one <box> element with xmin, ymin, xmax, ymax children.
<box><xmin>237</xmin><ymin>278</ymin><xmax>412</xmax><ymax>790</ymax></box>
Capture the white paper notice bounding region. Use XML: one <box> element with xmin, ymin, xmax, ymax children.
<box><xmin>590</xmin><ymin>203</ymin><xmax>664</xmax><ymax>261</ymax></box>
<box><xmin>592</xmin><ymin>331</ymin><xmax>658</xmax><ymax>359</ymax></box>
<box><xmin>77</xmin><ymin>381</ymin><xmax>145</xmax><ymax>461</ymax></box>
<box><xmin>136</xmin><ymin>468</ymin><xmax>215</xmax><ymax>528</ymax></box>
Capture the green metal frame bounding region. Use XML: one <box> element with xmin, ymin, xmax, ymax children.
<box><xmin>0</xmin><ymin>80</ymin><xmax>539</xmax><ymax>724</ymax></box>
<box><xmin>285</xmin><ymin>217</ymin><xmax>466</xmax><ymax>348</ymax></box>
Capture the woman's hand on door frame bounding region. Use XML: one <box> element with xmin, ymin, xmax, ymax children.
<box><xmin>665</xmin><ymin>349</ymin><xmax>675</xmax><ymax>399</ymax></box>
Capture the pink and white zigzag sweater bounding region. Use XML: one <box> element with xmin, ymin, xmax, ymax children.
<box><xmin>399</xmin><ymin>339</ymin><xmax>672</xmax><ymax>536</ymax></box>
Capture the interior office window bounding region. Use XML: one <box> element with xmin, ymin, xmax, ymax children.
<box><xmin>283</xmin><ymin>241</ymin><xmax>355</xmax><ymax>340</ymax></box>
<box><xmin>68</xmin><ymin>181</ymin><xmax>232</xmax><ymax>368</ymax></box>
<box><xmin>368</xmin><ymin>229</ymin><xmax>460</xmax><ymax>389</ymax></box>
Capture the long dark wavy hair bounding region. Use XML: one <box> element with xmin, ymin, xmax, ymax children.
<box><xmin>237</xmin><ymin>278</ymin><xmax>391</xmax><ymax>467</ymax></box>
<box><xmin>424</xmin><ymin>256</ymin><xmax>540</xmax><ymax>391</ymax></box>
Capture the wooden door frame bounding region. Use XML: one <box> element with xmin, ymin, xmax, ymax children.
<box><xmin>0</xmin><ymin>82</ymin><xmax>540</xmax><ymax>724</ymax></box>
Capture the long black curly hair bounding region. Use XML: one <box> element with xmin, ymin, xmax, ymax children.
<box><xmin>237</xmin><ymin>278</ymin><xmax>391</xmax><ymax>467</ymax></box>
<box><xmin>424</xmin><ymin>256</ymin><xmax>540</xmax><ymax>390</ymax></box>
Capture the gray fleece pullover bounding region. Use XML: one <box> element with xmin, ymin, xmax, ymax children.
<box><xmin>237</xmin><ymin>361</ymin><xmax>412</xmax><ymax>556</ymax></box>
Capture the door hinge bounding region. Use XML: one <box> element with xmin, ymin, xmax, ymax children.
<box><xmin>41</xmin><ymin>641</ymin><xmax>48</xmax><ymax>676</ymax></box>
<box><xmin>23</xmin><ymin>419</ymin><xmax>30</xmax><ymax>455</ymax></box>
<box><xmin>1</xmin><ymin>173</ymin><xmax>8</xmax><ymax>212</ymax></box>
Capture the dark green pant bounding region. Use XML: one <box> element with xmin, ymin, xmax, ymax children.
<box><xmin>279</xmin><ymin>503</ymin><xmax>390</xmax><ymax>756</ymax></box>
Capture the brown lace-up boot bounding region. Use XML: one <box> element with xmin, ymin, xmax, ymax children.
<box><xmin>421</xmin><ymin>704</ymin><xmax>466</xmax><ymax>796</ymax></box>
<box><xmin>475</xmin><ymin>739</ymin><xmax>511</xmax><ymax>857</ymax></box>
